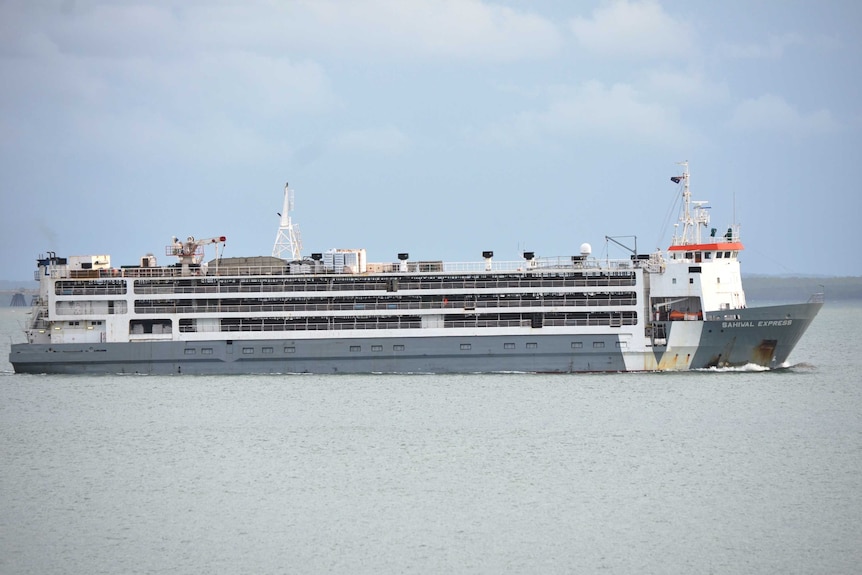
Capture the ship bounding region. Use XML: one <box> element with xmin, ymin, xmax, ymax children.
<box><xmin>9</xmin><ymin>163</ymin><xmax>823</xmax><ymax>375</ymax></box>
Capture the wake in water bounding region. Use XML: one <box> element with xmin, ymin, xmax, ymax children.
<box><xmin>783</xmin><ymin>361</ymin><xmax>817</xmax><ymax>371</ymax></box>
<box><xmin>699</xmin><ymin>363</ymin><xmax>772</xmax><ymax>373</ymax></box>
<box><xmin>698</xmin><ymin>361</ymin><xmax>817</xmax><ymax>373</ymax></box>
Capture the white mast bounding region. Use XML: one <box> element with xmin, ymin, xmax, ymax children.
<box><xmin>272</xmin><ymin>182</ymin><xmax>303</xmax><ymax>260</ymax></box>
<box><xmin>671</xmin><ymin>161</ymin><xmax>710</xmax><ymax>246</ymax></box>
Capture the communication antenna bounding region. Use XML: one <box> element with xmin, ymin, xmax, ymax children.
<box><xmin>272</xmin><ymin>182</ymin><xmax>303</xmax><ymax>260</ymax></box>
<box><xmin>733</xmin><ymin>190</ymin><xmax>737</xmax><ymax>228</ymax></box>
<box><xmin>670</xmin><ymin>161</ymin><xmax>710</xmax><ymax>246</ymax></box>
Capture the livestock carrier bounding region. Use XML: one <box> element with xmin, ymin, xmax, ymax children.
<box><xmin>10</xmin><ymin>164</ymin><xmax>822</xmax><ymax>374</ymax></box>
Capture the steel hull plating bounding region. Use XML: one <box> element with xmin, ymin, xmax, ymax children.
<box><xmin>10</xmin><ymin>302</ymin><xmax>821</xmax><ymax>374</ymax></box>
<box><xmin>10</xmin><ymin>334</ymin><xmax>628</xmax><ymax>375</ymax></box>
<box><xmin>689</xmin><ymin>301</ymin><xmax>823</xmax><ymax>369</ymax></box>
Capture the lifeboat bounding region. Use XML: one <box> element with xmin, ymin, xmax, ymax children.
<box><xmin>669</xmin><ymin>310</ymin><xmax>702</xmax><ymax>321</ymax></box>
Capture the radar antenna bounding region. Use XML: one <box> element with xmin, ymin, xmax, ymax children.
<box><xmin>272</xmin><ymin>182</ymin><xmax>303</xmax><ymax>260</ymax></box>
<box><xmin>670</xmin><ymin>161</ymin><xmax>711</xmax><ymax>246</ymax></box>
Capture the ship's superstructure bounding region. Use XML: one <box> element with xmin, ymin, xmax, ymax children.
<box><xmin>10</xmin><ymin>165</ymin><xmax>822</xmax><ymax>375</ymax></box>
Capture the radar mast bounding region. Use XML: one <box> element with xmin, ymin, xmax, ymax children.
<box><xmin>670</xmin><ymin>161</ymin><xmax>711</xmax><ymax>246</ymax></box>
<box><xmin>272</xmin><ymin>182</ymin><xmax>303</xmax><ymax>260</ymax></box>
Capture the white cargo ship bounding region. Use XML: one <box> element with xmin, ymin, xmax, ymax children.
<box><xmin>10</xmin><ymin>164</ymin><xmax>822</xmax><ymax>374</ymax></box>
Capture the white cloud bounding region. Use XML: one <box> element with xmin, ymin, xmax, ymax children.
<box><xmin>728</xmin><ymin>94</ymin><xmax>839</xmax><ymax>137</ymax></box>
<box><xmin>138</xmin><ymin>0</ymin><xmax>562</xmax><ymax>63</ymax></box>
<box><xmin>717</xmin><ymin>33</ymin><xmax>806</xmax><ymax>60</ymax></box>
<box><xmin>1</xmin><ymin>49</ymin><xmax>334</xmax><ymax>165</ymax></box>
<box><xmin>332</xmin><ymin>126</ymin><xmax>410</xmax><ymax>155</ymax></box>
<box><xmin>0</xmin><ymin>0</ymin><xmax>560</xmax><ymax>164</ymax></box>
<box><xmin>643</xmin><ymin>69</ymin><xmax>730</xmax><ymax>107</ymax></box>
<box><xmin>0</xmin><ymin>2</ymin><xmax>339</xmax><ymax>165</ymax></box>
<box><xmin>283</xmin><ymin>0</ymin><xmax>563</xmax><ymax>61</ymax></box>
<box><xmin>472</xmin><ymin>81</ymin><xmax>697</xmax><ymax>147</ymax></box>
<box><xmin>164</xmin><ymin>52</ymin><xmax>335</xmax><ymax>119</ymax></box>
<box><xmin>569</xmin><ymin>0</ymin><xmax>695</xmax><ymax>60</ymax></box>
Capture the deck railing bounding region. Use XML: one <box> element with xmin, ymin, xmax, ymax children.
<box><xmin>135</xmin><ymin>296</ymin><xmax>638</xmax><ymax>315</ymax></box>
<box><xmin>45</xmin><ymin>255</ymin><xmax>649</xmax><ymax>281</ymax></box>
<box><xmin>178</xmin><ymin>315</ymin><xmax>637</xmax><ymax>333</ymax></box>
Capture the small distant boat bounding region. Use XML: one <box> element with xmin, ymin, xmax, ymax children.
<box><xmin>10</xmin><ymin>163</ymin><xmax>822</xmax><ymax>374</ymax></box>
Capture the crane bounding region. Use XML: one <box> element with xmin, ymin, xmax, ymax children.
<box><xmin>167</xmin><ymin>235</ymin><xmax>226</xmax><ymax>276</ymax></box>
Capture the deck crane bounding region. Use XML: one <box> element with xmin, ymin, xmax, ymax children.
<box><xmin>167</xmin><ymin>235</ymin><xmax>226</xmax><ymax>276</ymax></box>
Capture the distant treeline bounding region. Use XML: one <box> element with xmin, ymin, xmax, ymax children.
<box><xmin>0</xmin><ymin>280</ymin><xmax>38</xmax><ymax>292</ymax></box>
<box><xmin>743</xmin><ymin>276</ymin><xmax>861</xmax><ymax>303</ymax></box>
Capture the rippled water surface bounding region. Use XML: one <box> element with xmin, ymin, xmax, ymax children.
<box><xmin>1</xmin><ymin>303</ymin><xmax>861</xmax><ymax>574</ymax></box>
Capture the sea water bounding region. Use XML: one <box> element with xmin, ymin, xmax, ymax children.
<box><xmin>1</xmin><ymin>303</ymin><xmax>861</xmax><ymax>575</ymax></box>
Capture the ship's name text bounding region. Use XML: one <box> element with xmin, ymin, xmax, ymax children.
<box><xmin>721</xmin><ymin>319</ymin><xmax>793</xmax><ymax>328</ymax></box>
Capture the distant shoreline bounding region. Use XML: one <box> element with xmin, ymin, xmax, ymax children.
<box><xmin>742</xmin><ymin>276</ymin><xmax>861</xmax><ymax>303</ymax></box>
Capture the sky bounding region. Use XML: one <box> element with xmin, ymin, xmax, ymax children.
<box><xmin>1</xmin><ymin>0</ymin><xmax>861</xmax><ymax>281</ymax></box>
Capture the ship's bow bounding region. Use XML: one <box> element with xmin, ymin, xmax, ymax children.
<box><xmin>691</xmin><ymin>298</ymin><xmax>823</xmax><ymax>369</ymax></box>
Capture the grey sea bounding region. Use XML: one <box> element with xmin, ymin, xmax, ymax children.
<box><xmin>1</xmin><ymin>302</ymin><xmax>860</xmax><ymax>575</ymax></box>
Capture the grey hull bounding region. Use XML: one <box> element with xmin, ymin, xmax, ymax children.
<box><xmin>687</xmin><ymin>301</ymin><xmax>823</xmax><ymax>369</ymax></box>
<box><xmin>10</xmin><ymin>301</ymin><xmax>822</xmax><ymax>375</ymax></box>
<box><xmin>10</xmin><ymin>334</ymin><xmax>629</xmax><ymax>375</ymax></box>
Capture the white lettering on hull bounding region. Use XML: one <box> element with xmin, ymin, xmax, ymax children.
<box><xmin>721</xmin><ymin>320</ymin><xmax>793</xmax><ymax>328</ymax></box>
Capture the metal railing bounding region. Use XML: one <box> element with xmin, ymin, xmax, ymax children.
<box><xmin>135</xmin><ymin>296</ymin><xmax>638</xmax><ymax>315</ymax></box>
<box><xmin>178</xmin><ymin>314</ymin><xmax>637</xmax><ymax>333</ymax></box>
<box><xmin>44</xmin><ymin>255</ymin><xmax>647</xmax><ymax>281</ymax></box>
<box><xmin>130</xmin><ymin>274</ymin><xmax>637</xmax><ymax>295</ymax></box>
<box><xmin>808</xmin><ymin>292</ymin><xmax>825</xmax><ymax>304</ymax></box>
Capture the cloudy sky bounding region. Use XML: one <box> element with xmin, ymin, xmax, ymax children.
<box><xmin>1</xmin><ymin>0</ymin><xmax>860</xmax><ymax>280</ymax></box>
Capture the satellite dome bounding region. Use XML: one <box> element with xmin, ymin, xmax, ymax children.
<box><xmin>579</xmin><ymin>243</ymin><xmax>592</xmax><ymax>257</ymax></box>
